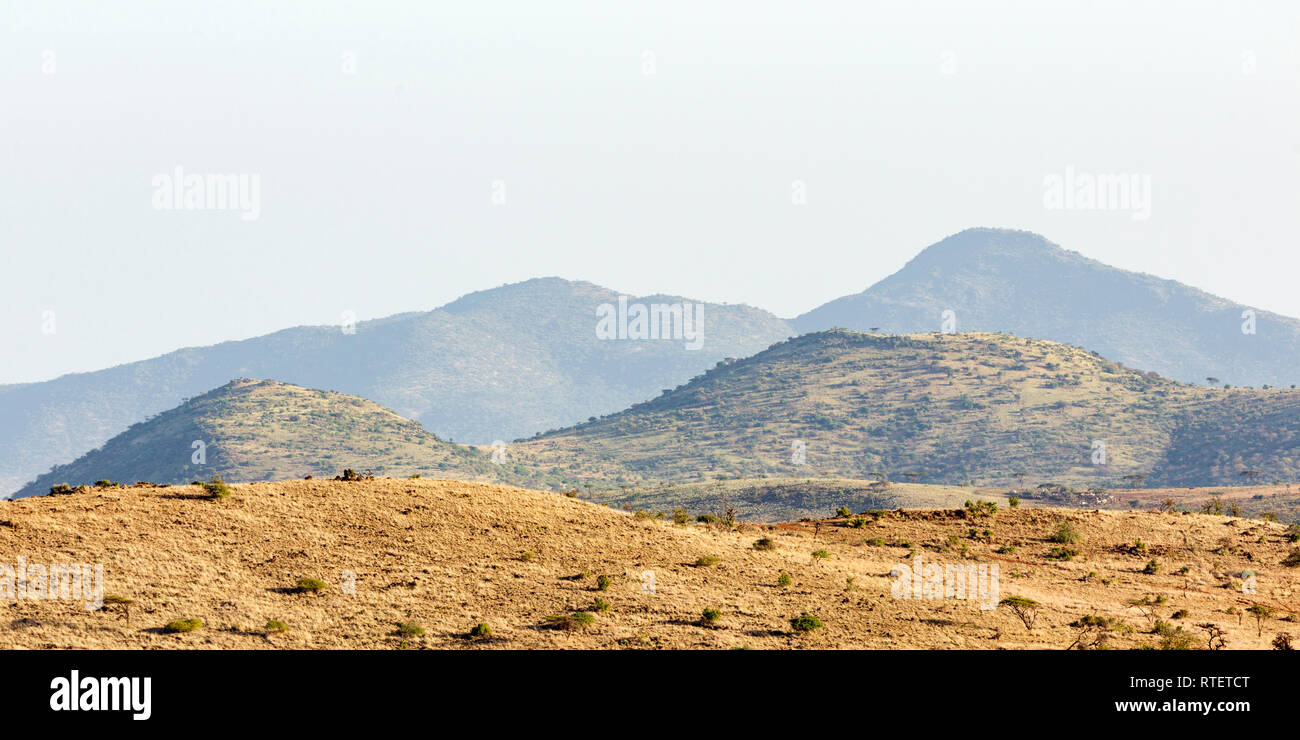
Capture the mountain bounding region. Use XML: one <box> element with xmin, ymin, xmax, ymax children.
<box><xmin>3</xmin><ymin>476</ymin><xmax>1293</xmax><ymax>649</ymax></box>
<box><xmin>11</xmin><ymin>379</ymin><xmax>524</xmax><ymax>498</ymax></box>
<box><xmin>519</xmin><ymin>330</ymin><xmax>1300</xmax><ymax>491</ymax></box>
<box><xmin>0</xmin><ymin>278</ymin><xmax>793</xmax><ymax>496</ymax></box>
<box><xmin>794</xmin><ymin>228</ymin><xmax>1300</xmax><ymax>389</ymax></box>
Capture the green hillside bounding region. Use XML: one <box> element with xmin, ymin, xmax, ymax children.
<box><xmin>519</xmin><ymin>330</ymin><xmax>1300</xmax><ymax>491</ymax></box>
<box><xmin>12</xmin><ymin>379</ymin><xmax>531</xmax><ymax>498</ymax></box>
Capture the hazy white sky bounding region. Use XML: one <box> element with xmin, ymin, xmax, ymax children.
<box><xmin>2</xmin><ymin>0</ymin><xmax>1297</xmax><ymax>384</ymax></box>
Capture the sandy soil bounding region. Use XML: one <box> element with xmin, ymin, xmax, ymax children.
<box><xmin>1</xmin><ymin>479</ymin><xmax>1296</xmax><ymax>649</ymax></box>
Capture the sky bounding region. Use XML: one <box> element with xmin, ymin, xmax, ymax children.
<box><xmin>2</xmin><ymin>0</ymin><xmax>1297</xmax><ymax>384</ymax></box>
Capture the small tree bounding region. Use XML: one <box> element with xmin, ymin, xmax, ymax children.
<box><xmin>999</xmin><ymin>596</ymin><xmax>1039</xmax><ymax>630</ymax></box>
<box><xmin>1197</xmin><ymin>622</ymin><xmax>1228</xmax><ymax>650</ymax></box>
<box><xmin>1247</xmin><ymin>604</ymin><xmax>1275</xmax><ymax>637</ymax></box>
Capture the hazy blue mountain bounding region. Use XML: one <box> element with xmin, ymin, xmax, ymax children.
<box><xmin>0</xmin><ymin>278</ymin><xmax>794</xmax><ymax>497</ymax></box>
<box><xmin>795</xmin><ymin>228</ymin><xmax>1300</xmax><ymax>389</ymax></box>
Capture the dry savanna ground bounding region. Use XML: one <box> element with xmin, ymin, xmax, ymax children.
<box><xmin>1</xmin><ymin>478</ymin><xmax>1298</xmax><ymax>649</ymax></box>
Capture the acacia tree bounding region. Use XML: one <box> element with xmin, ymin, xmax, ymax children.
<box><xmin>1247</xmin><ymin>604</ymin><xmax>1275</xmax><ymax>637</ymax></box>
<box><xmin>999</xmin><ymin>596</ymin><xmax>1039</xmax><ymax>630</ymax></box>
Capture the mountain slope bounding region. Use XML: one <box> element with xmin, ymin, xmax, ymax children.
<box><xmin>0</xmin><ymin>278</ymin><xmax>793</xmax><ymax>496</ymax></box>
<box><xmin>11</xmin><ymin>379</ymin><xmax>519</xmax><ymax>498</ymax></box>
<box><xmin>794</xmin><ymin>228</ymin><xmax>1300</xmax><ymax>389</ymax></box>
<box><xmin>519</xmin><ymin>330</ymin><xmax>1300</xmax><ymax>490</ymax></box>
<box><xmin>2</xmin><ymin>477</ymin><xmax>1294</xmax><ymax>649</ymax></box>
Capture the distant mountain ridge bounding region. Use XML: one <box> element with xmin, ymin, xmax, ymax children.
<box><xmin>0</xmin><ymin>278</ymin><xmax>793</xmax><ymax>496</ymax></box>
<box><xmin>10</xmin><ymin>227</ymin><xmax>1300</xmax><ymax>498</ymax></box>
<box><xmin>795</xmin><ymin>228</ymin><xmax>1300</xmax><ymax>389</ymax></box>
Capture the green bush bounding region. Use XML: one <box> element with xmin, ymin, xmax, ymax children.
<box><xmin>835</xmin><ymin>506</ymin><xmax>852</xmax><ymax>518</ymax></box>
<box><xmin>593</xmin><ymin>597</ymin><xmax>611</xmax><ymax>613</ymax></box>
<box><xmin>544</xmin><ymin>612</ymin><xmax>595</xmax><ymax>630</ymax></box>
<box><xmin>396</xmin><ymin>622</ymin><xmax>424</xmax><ymax>636</ymax></box>
<box><xmin>595</xmin><ymin>574</ymin><xmax>612</xmax><ymax>591</ymax></box>
<box><xmin>695</xmin><ymin>555</ymin><xmax>720</xmax><ymax>567</ymax></box>
<box><xmin>165</xmin><ymin>618</ymin><xmax>203</xmax><ymax>633</ymax></box>
<box><xmin>1046</xmin><ymin>547</ymin><xmax>1078</xmax><ymax>561</ymax></box>
<box><xmin>201</xmin><ymin>476</ymin><xmax>231</xmax><ymax>500</ymax></box>
<box><xmin>777</xmin><ymin>572</ymin><xmax>793</xmax><ymax>587</ymax></box>
<box><xmin>266</xmin><ymin>619</ymin><xmax>289</xmax><ymax>633</ymax></box>
<box><xmin>296</xmin><ymin>577</ymin><xmax>328</xmax><ymax>593</ymax></box>
<box><xmin>1143</xmin><ymin>559</ymin><xmax>1161</xmax><ymax>575</ymax></box>
<box><xmin>1049</xmin><ymin>521</ymin><xmax>1081</xmax><ymax>544</ymax></box>
<box><xmin>811</xmin><ymin>549</ymin><xmax>831</xmax><ymax>561</ymax></box>
<box><xmin>701</xmin><ymin>608</ymin><xmax>721</xmax><ymax>625</ymax></box>
<box><xmin>469</xmin><ymin>622</ymin><xmax>491</xmax><ymax>638</ymax></box>
<box><xmin>790</xmin><ymin>613</ymin><xmax>823</xmax><ymax>633</ymax></box>
<box><xmin>753</xmin><ymin>537</ymin><xmax>777</xmax><ymax>551</ymax></box>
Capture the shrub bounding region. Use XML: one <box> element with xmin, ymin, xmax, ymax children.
<box><xmin>811</xmin><ymin>549</ymin><xmax>831</xmax><ymax>562</ymax></box>
<box><xmin>753</xmin><ymin>537</ymin><xmax>776</xmax><ymax>551</ymax></box>
<box><xmin>470</xmin><ymin>622</ymin><xmax>491</xmax><ymax>638</ymax></box>
<box><xmin>1158</xmin><ymin>627</ymin><xmax>1195</xmax><ymax>650</ymax></box>
<box><xmin>777</xmin><ymin>572</ymin><xmax>793</xmax><ymax>587</ymax></box>
<box><xmin>996</xmin><ymin>545</ymin><xmax>1016</xmax><ymax>555</ymax></box>
<box><xmin>593</xmin><ymin>597</ymin><xmax>611</xmax><ymax>613</ymax></box>
<box><xmin>544</xmin><ymin>612</ymin><xmax>595</xmax><ymax>630</ymax></box>
<box><xmin>790</xmin><ymin>613</ymin><xmax>823</xmax><ymax>633</ymax></box>
<box><xmin>1282</xmin><ymin>549</ymin><xmax>1300</xmax><ymax>568</ymax></box>
<box><xmin>1046</xmin><ymin>547</ymin><xmax>1078</xmax><ymax>561</ymax></box>
<box><xmin>519</xmin><ymin>551</ymin><xmax>534</xmax><ymax>562</ymax></box>
<box><xmin>835</xmin><ymin>505</ymin><xmax>852</xmax><ymax>518</ymax></box>
<box><xmin>1143</xmin><ymin>559</ymin><xmax>1161</xmax><ymax>575</ymax></box>
<box><xmin>296</xmin><ymin>577</ymin><xmax>328</xmax><ymax>593</ymax></box>
<box><xmin>695</xmin><ymin>555</ymin><xmax>720</xmax><ymax>567</ymax></box>
<box><xmin>672</xmin><ymin>508</ymin><xmax>689</xmax><ymax>525</ymax></box>
<box><xmin>396</xmin><ymin>622</ymin><xmax>424</xmax><ymax>636</ymax></box>
<box><xmin>165</xmin><ymin>618</ymin><xmax>203</xmax><ymax>633</ymax></box>
<box><xmin>266</xmin><ymin>619</ymin><xmax>288</xmax><ymax>633</ymax></box>
<box><xmin>1171</xmin><ymin>609</ymin><xmax>1188</xmax><ymax>620</ymax></box>
<box><xmin>849</xmin><ymin>517</ymin><xmax>867</xmax><ymax>528</ymax></box>
<box><xmin>1008</xmin><ymin>496</ymin><xmax>1020</xmax><ymax>508</ymax></box>
<box><xmin>866</xmin><ymin>537</ymin><xmax>885</xmax><ymax>547</ymax></box>
<box><xmin>200</xmin><ymin>476</ymin><xmax>231</xmax><ymax>500</ymax></box>
<box><xmin>1049</xmin><ymin>521</ymin><xmax>1081</xmax><ymax>544</ymax></box>
<box><xmin>595</xmin><ymin>574</ymin><xmax>612</xmax><ymax>591</ymax></box>
<box><xmin>701</xmin><ymin>608</ymin><xmax>721</xmax><ymax>626</ymax></box>
<box><xmin>696</xmin><ymin>514</ymin><xmax>718</xmax><ymax>524</ymax></box>
<box><xmin>49</xmin><ymin>483</ymin><xmax>73</xmax><ymax>495</ymax></box>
